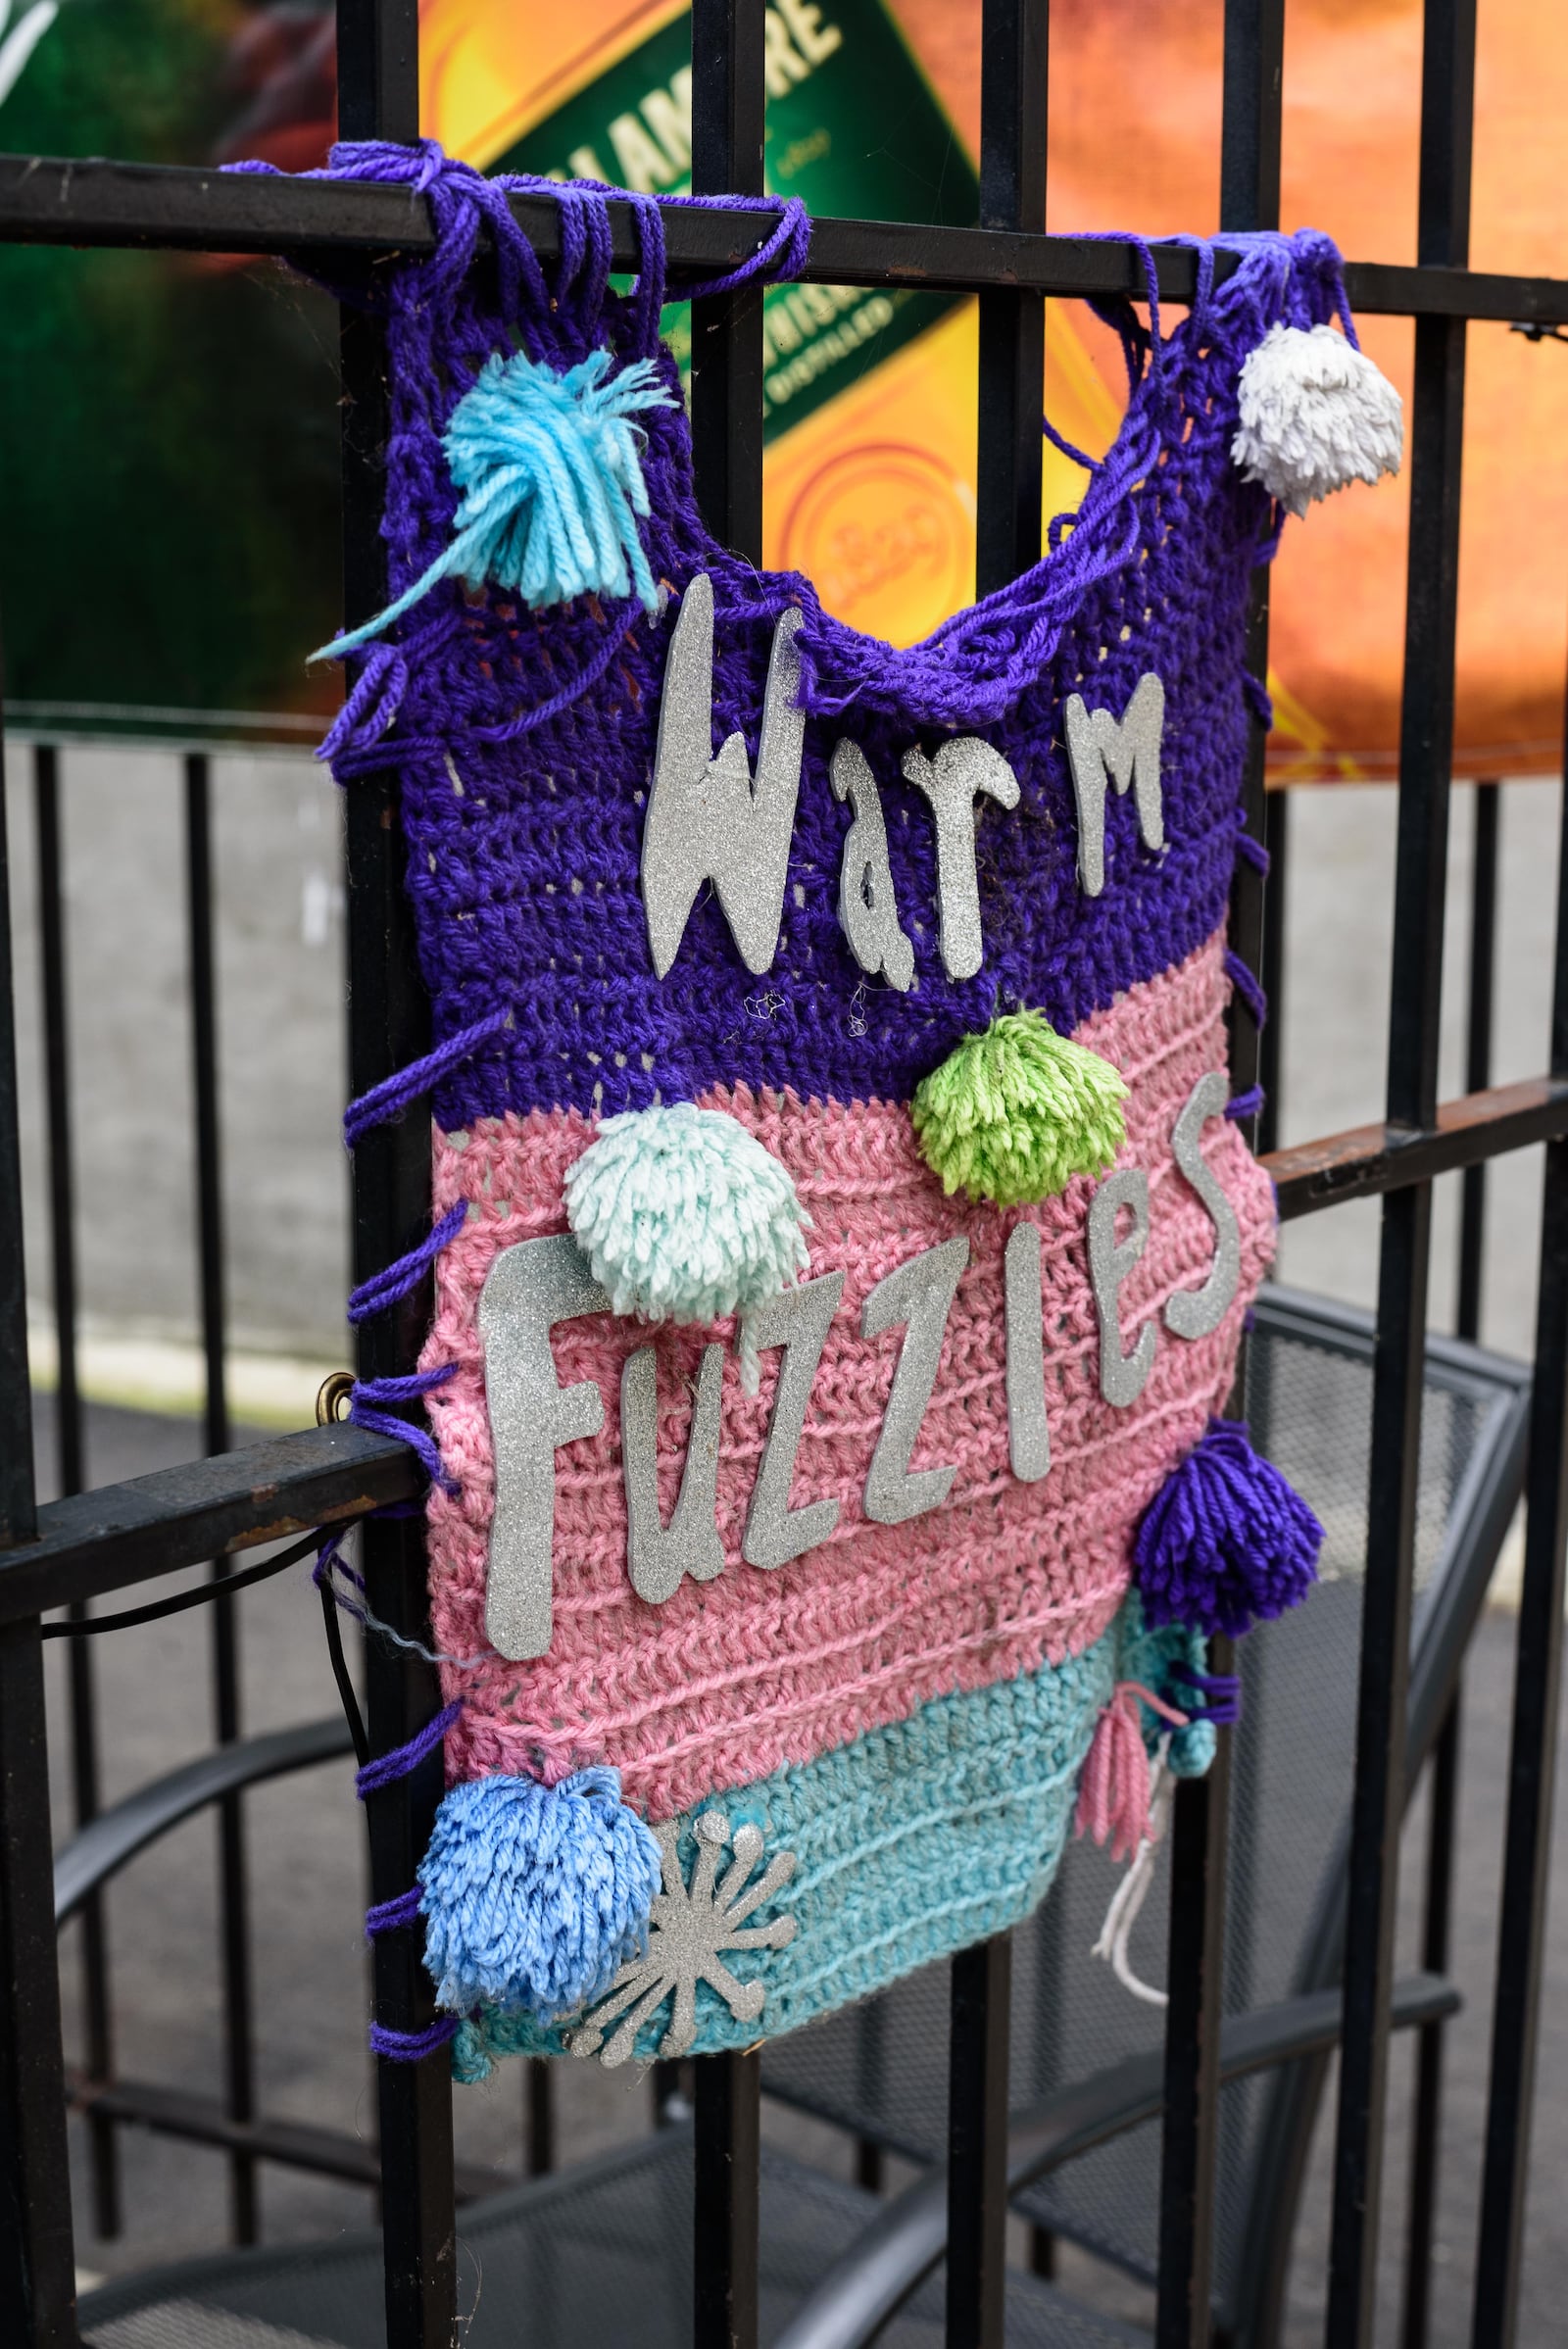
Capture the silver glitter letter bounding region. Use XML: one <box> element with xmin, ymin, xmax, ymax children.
<box><xmin>479</xmin><ymin>1235</ymin><xmax>609</xmax><ymax>1661</ymax></box>
<box><xmin>830</xmin><ymin>740</ymin><xmax>914</xmax><ymax>991</ymax></box>
<box><xmin>741</xmin><ymin>1271</ymin><xmax>845</xmax><ymax>1570</ymax></box>
<box><xmin>1088</xmin><ymin>1167</ymin><xmax>1156</xmax><ymax>1408</ymax></box>
<box><xmin>1164</xmin><ymin>1072</ymin><xmax>1242</xmax><ymax>1342</ymax></box>
<box><xmin>1004</xmin><ymin>1221</ymin><xmax>1052</xmax><ymax>1484</ymax></box>
<box><xmin>860</xmin><ymin>1237</ymin><xmax>968</xmax><ymax>1524</ymax></box>
<box><xmin>1064</xmin><ymin>671</ymin><xmax>1166</xmax><ymax>898</ymax></box>
<box><xmin>620</xmin><ymin>1343</ymin><xmax>727</xmax><ymax>1604</ymax></box>
<box><xmin>899</xmin><ymin>736</ymin><xmax>1020</xmax><ymax>980</ymax></box>
<box><xmin>641</xmin><ymin>571</ymin><xmax>807</xmax><ymax>978</ymax></box>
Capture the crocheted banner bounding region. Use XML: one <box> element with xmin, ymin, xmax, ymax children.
<box><xmin>317</xmin><ymin>146</ymin><xmax>1392</xmax><ymax>2069</ymax></box>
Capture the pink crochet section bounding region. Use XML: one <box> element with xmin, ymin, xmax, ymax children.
<box><xmin>420</xmin><ymin>929</ymin><xmax>1275</xmax><ymax>1822</ymax></box>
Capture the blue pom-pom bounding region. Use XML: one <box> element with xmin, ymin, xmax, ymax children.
<box><xmin>316</xmin><ymin>344</ymin><xmax>677</xmax><ymax>661</ymax></box>
<box><xmin>564</xmin><ymin>1103</ymin><xmax>810</xmax><ymax>1376</ymax></box>
<box><xmin>418</xmin><ymin>1767</ymin><xmax>662</xmax><ymax>2020</ymax></box>
<box><xmin>1134</xmin><ymin>1418</ymin><xmax>1324</xmax><ymax>1639</ymax></box>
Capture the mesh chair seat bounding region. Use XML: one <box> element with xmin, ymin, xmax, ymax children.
<box><xmin>78</xmin><ymin>2127</ymin><xmax>1147</xmax><ymax>2349</ymax></box>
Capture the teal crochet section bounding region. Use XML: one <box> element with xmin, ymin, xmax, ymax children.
<box><xmin>451</xmin><ymin>1595</ymin><xmax>1206</xmax><ymax>2080</ymax></box>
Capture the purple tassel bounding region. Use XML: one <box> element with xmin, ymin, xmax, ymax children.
<box><xmin>1134</xmin><ymin>1418</ymin><xmax>1324</xmax><ymax>1639</ymax></box>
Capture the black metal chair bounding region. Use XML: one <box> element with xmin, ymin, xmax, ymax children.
<box><xmin>68</xmin><ymin>1286</ymin><xmax>1529</xmax><ymax>2347</ymax></box>
<box><xmin>758</xmin><ymin>1285</ymin><xmax>1529</xmax><ymax>2346</ymax></box>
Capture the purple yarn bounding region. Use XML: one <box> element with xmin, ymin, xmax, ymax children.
<box><xmin>367</xmin><ymin>1885</ymin><xmax>423</xmax><ymax>1937</ymax></box>
<box><xmin>662</xmin><ymin>189</ymin><xmax>812</xmax><ymax>300</ymax></box>
<box><xmin>1225</xmin><ymin>949</ymin><xmax>1268</xmax><ymax>1031</ymax></box>
<box><xmin>369</xmin><ymin>2016</ymin><xmax>461</xmax><ymax>2062</ymax></box>
<box><xmin>355</xmin><ymin>1698</ymin><xmax>465</xmax><ymax>1799</ymax></box>
<box><xmin>349</xmin><ymin>1363</ymin><xmax>460</xmax><ymax>1493</ymax></box>
<box><xmin>1226</xmin><ymin>1084</ymin><xmax>1265</xmax><ymax>1123</ymax></box>
<box><xmin>342</xmin><ymin>1010</ymin><xmax>511</xmax><ymax>1148</ymax></box>
<box><xmin>321</xmin><ymin>646</ymin><xmax>408</xmax><ymax>763</ymax></box>
<box><xmin>347</xmin><ymin>1201</ymin><xmax>467</xmax><ymax>1323</ymax></box>
<box><xmin>1134</xmin><ymin>1418</ymin><xmax>1325</xmax><ymax>1639</ymax></box>
<box><xmin>1170</xmin><ymin>1663</ymin><xmax>1243</xmax><ymax>1726</ymax></box>
<box><xmin>285</xmin><ymin>142</ymin><xmax>1354</xmax><ymax>1124</ymax></box>
<box><xmin>1241</xmin><ymin>669</ymin><xmax>1275</xmax><ymax>731</ymax></box>
<box><xmin>1233</xmin><ymin>826</ymin><xmax>1270</xmax><ymax>876</ymax></box>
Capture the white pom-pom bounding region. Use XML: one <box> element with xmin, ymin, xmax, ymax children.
<box><xmin>564</xmin><ymin>1102</ymin><xmax>810</xmax><ymax>1333</ymax></box>
<box><xmin>1232</xmin><ymin>322</ymin><xmax>1403</xmax><ymax>517</ymax></box>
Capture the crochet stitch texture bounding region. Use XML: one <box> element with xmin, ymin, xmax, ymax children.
<box><xmin>312</xmin><ymin>146</ymin><xmax>1360</xmax><ymax>2056</ymax></box>
<box><xmin>450</xmin><ymin>1602</ymin><xmax>1201</xmax><ymax>2072</ymax></box>
<box><xmin>420</xmin><ymin>932</ymin><xmax>1275</xmax><ymax>1816</ymax></box>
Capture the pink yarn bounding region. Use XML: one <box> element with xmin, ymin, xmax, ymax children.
<box><xmin>418</xmin><ymin>927</ymin><xmax>1275</xmax><ymax>1823</ymax></box>
<box><xmin>1075</xmin><ymin>1682</ymin><xmax>1191</xmax><ymax>1864</ymax></box>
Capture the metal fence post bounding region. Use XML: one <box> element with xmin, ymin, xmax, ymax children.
<box><xmin>333</xmin><ymin>1</ymin><xmax>460</xmax><ymax>2341</ymax></box>
<box><xmin>1327</xmin><ymin>4</ymin><xmax>1476</xmax><ymax>2341</ymax></box>
<box><xmin>688</xmin><ymin>8</ymin><xmax>767</xmax><ymax>2345</ymax></box>
<box><xmin>0</xmin><ymin>732</ymin><xmax>79</xmax><ymax>2340</ymax></box>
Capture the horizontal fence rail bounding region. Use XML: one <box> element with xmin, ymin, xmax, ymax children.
<box><xmin>3</xmin><ymin>1062</ymin><xmax>1566</xmax><ymax>1619</ymax></box>
<box><xmin>2</xmin><ymin>154</ymin><xmax>1568</xmax><ymax>326</ymax></box>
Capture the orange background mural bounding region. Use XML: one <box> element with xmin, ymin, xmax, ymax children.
<box><xmin>420</xmin><ymin>0</ymin><xmax>1568</xmax><ymax>782</ymax></box>
<box><xmin>902</xmin><ymin>0</ymin><xmax>1568</xmax><ymax>781</ymax></box>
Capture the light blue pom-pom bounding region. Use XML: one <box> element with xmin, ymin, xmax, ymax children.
<box><xmin>418</xmin><ymin>1767</ymin><xmax>662</xmax><ymax>2020</ymax></box>
<box><xmin>564</xmin><ymin>1103</ymin><xmax>811</xmax><ymax>1344</ymax></box>
<box><xmin>314</xmin><ymin>344</ymin><xmax>677</xmax><ymax>661</ymax></box>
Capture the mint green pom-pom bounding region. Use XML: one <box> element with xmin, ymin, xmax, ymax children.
<box><xmin>564</xmin><ymin>1103</ymin><xmax>810</xmax><ymax>1327</ymax></box>
<box><xmin>911</xmin><ymin>1010</ymin><xmax>1128</xmax><ymax>1205</ymax></box>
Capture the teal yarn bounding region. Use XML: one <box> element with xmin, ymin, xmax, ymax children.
<box><xmin>564</xmin><ymin>1102</ymin><xmax>811</xmax><ymax>1331</ymax></box>
<box><xmin>453</xmin><ymin>1608</ymin><xmax>1142</xmax><ymax>2077</ymax></box>
<box><xmin>1117</xmin><ymin>1590</ymin><xmax>1216</xmax><ymax>1779</ymax></box>
<box><xmin>315</xmin><ymin>345</ymin><xmax>677</xmax><ymax>661</ymax></box>
<box><xmin>418</xmin><ymin>1766</ymin><xmax>662</xmax><ymax>2021</ymax></box>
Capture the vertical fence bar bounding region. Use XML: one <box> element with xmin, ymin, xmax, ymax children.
<box><xmin>947</xmin><ymin>5</ymin><xmax>1049</xmax><ymax>2342</ymax></box>
<box><xmin>1153</xmin><ymin>7</ymin><xmax>1280</xmax><ymax>2343</ymax></box>
<box><xmin>525</xmin><ymin>2062</ymin><xmax>553</xmax><ymax>2178</ymax></box>
<box><xmin>184</xmin><ymin>748</ymin><xmax>258</xmax><ymax>2246</ymax></box>
<box><xmin>1469</xmin><ymin>736</ymin><xmax>1568</xmax><ymax>2346</ymax></box>
<box><xmin>693</xmin><ymin>2037</ymin><xmax>761</xmax><ymax>2349</ymax></box>
<box><xmin>0</xmin><ymin>736</ymin><xmax>79</xmax><ymax>2343</ymax></box>
<box><xmin>34</xmin><ymin>745</ymin><xmax>120</xmax><ymax>2242</ymax></box>
<box><xmin>334</xmin><ymin>1</ymin><xmax>458</xmax><ymax>2342</ymax></box>
<box><xmin>32</xmin><ymin>751</ymin><xmax>81</xmax><ymax>1501</ymax></box>
<box><xmin>1400</xmin><ymin>1689</ymin><xmax>1459</xmax><ymax>2349</ymax></box>
<box><xmin>1457</xmin><ymin>780</ymin><xmax>1499</xmax><ymax>1340</ymax></box>
<box><xmin>689</xmin><ymin>0</ymin><xmax>766</xmax><ymax>568</ymax></box>
<box><xmin>1326</xmin><ymin>5</ymin><xmax>1475</xmax><ymax>2342</ymax></box>
<box><xmin>1258</xmin><ymin>785</ymin><xmax>1288</xmax><ymax>1157</ymax></box>
<box><xmin>1400</xmin><ymin>776</ymin><xmax>1496</xmax><ymax>2347</ymax></box>
<box><xmin>975</xmin><ymin>0</ymin><xmax>1047</xmax><ymax>599</ymax></box>
<box><xmin>688</xmin><ymin>9</ymin><xmax>766</xmax><ymax>2343</ymax></box>
<box><xmin>947</xmin><ymin>1936</ymin><xmax>1012</xmax><ymax>2349</ymax></box>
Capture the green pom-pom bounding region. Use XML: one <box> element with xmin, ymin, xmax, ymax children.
<box><xmin>911</xmin><ymin>1010</ymin><xmax>1129</xmax><ymax>1205</ymax></box>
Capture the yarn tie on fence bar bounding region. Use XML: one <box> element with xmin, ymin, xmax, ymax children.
<box><xmin>277</xmin><ymin>145</ymin><xmax>811</xmax><ymax>691</ymax></box>
<box><xmin>352</xmin><ymin>1700</ymin><xmax>466</xmax><ymax>2062</ymax></box>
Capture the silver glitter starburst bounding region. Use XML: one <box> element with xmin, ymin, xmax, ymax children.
<box><xmin>566</xmin><ymin>1811</ymin><xmax>798</xmax><ymax>2068</ymax></box>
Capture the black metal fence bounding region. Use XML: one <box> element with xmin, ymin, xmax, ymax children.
<box><xmin>2</xmin><ymin>1</ymin><xmax>1567</xmax><ymax>2345</ymax></box>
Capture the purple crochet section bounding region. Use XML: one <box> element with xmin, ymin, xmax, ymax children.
<box><xmin>312</xmin><ymin>144</ymin><xmax>1348</xmax><ymax>1125</ymax></box>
